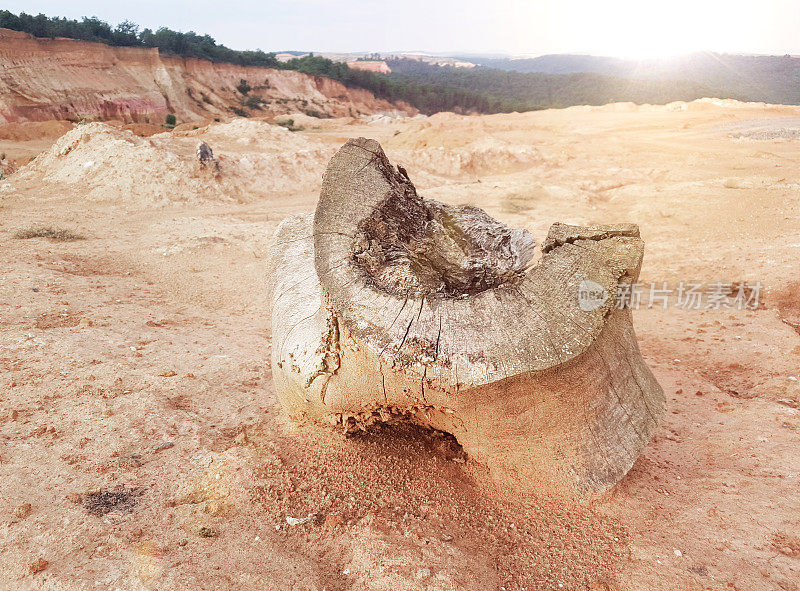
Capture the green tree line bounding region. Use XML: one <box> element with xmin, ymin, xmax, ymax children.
<box><xmin>385</xmin><ymin>58</ymin><xmax>728</xmax><ymax>109</ymax></box>
<box><xmin>0</xmin><ymin>11</ymin><xmax>734</xmax><ymax>115</ymax></box>
<box><xmin>0</xmin><ymin>11</ymin><xmax>281</xmax><ymax>67</ymax></box>
<box><xmin>0</xmin><ymin>10</ymin><xmax>537</xmax><ymax>114</ymax></box>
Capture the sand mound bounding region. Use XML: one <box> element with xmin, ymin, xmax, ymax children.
<box><xmin>388</xmin><ymin>132</ymin><xmax>544</xmax><ymax>178</ymax></box>
<box><xmin>174</xmin><ymin>119</ymin><xmax>337</xmax><ymax>197</ymax></box>
<box><xmin>273</xmin><ymin>113</ymin><xmax>356</xmax><ymax>130</ymax></box>
<box><xmin>11</xmin><ymin>122</ymin><xmax>223</xmax><ymax>204</ymax></box>
<box><xmin>9</xmin><ymin>120</ymin><xmax>336</xmax><ymax>205</ymax></box>
<box><xmin>363</xmin><ymin>112</ymin><xmax>421</xmax><ymax>125</ymax></box>
<box><xmin>397</xmin><ymin>138</ymin><xmax>543</xmax><ymax>178</ymax></box>
<box><xmin>383</xmin><ymin>114</ymin><xmax>546</xmax><ymax>178</ymax></box>
<box><xmin>173</xmin><ymin>118</ymin><xmax>327</xmax><ymax>150</ymax></box>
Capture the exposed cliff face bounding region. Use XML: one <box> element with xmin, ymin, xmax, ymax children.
<box><xmin>0</xmin><ymin>29</ymin><xmax>415</xmax><ymax>124</ymax></box>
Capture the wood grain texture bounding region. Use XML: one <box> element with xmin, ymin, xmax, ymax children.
<box><xmin>270</xmin><ymin>138</ymin><xmax>665</xmax><ymax>496</ymax></box>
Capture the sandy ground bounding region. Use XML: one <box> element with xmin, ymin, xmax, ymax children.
<box><xmin>1</xmin><ymin>100</ymin><xmax>799</xmax><ymax>590</ymax></box>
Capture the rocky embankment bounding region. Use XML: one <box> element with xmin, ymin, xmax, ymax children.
<box><xmin>0</xmin><ymin>29</ymin><xmax>415</xmax><ymax>124</ymax></box>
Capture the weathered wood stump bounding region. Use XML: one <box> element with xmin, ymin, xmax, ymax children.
<box><xmin>270</xmin><ymin>138</ymin><xmax>664</xmax><ymax>496</ymax></box>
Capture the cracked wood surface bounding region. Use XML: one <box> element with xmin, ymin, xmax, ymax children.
<box><xmin>270</xmin><ymin>138</ymin><xmax>665</xmax><ymax>496</ymax></box>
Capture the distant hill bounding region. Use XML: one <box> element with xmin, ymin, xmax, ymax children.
<box><xmin>452</xmin><ymin>53</ymin><xmax>800</xmax><ymax>105</ymax></box>
<box><xmin>457</xmin><ymin>54</ymin><xmax>633</xmax><ymax>75</ymax></box>
<box><xmin>385</xmin><ymin>57</ymin><xmax>728</xmax><ymax>110</ymax></box>
<box><xmin>3</xmin><ymin>8</ymin><xmax>800</xmax><ymax>116</ymax></box>
<box><xmin>389</xmin><ymin>61</ymin><xmax>728</xmax><ymax>112</ymax></box>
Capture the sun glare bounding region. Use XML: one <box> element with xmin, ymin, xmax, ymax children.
<box><xmin>537</xmin><ymin>0</ymin><xmax>757</xmax><ymax>59</ymax></box>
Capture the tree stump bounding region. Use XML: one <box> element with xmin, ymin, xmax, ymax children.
<box><xmin>270</xmin><ymin>138</ymin><xmax>664</xmax><ymax>496</ymax></box>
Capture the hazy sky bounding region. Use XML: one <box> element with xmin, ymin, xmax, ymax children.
<box><xmin>4</xmin><ymin>0</ymin><xmax>799</xmax><ymax>58</ymax></box>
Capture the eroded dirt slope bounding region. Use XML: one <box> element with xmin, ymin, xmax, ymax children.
<box><xmin>0</xmin><ymin>28</ymin><xmax>415</xmax><ymax>125</ymax></box>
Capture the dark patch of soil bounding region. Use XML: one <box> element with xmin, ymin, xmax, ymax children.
<box><xmin>82</xmin><ymin>486</ymin><xmax>143</xmax><ymax>516</ymax></box>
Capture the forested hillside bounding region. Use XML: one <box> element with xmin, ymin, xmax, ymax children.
<box><xmin>385</xmin><ymin>58</ymin><xmax>726</xmax><ymax>108</ymax></box>
<box><xmin>453</xmin><ymin>53</ymin><xmax>800</xmax><ymax>105</ymax></box>
<box><xmin>3</xmin><ymin>10</ymin><xmax>796</xmax><ymax>114</ymax></box>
